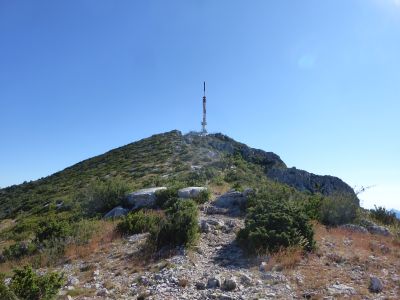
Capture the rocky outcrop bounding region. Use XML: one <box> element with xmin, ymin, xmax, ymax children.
<box><xmin>360</xmin><ymin>220</ymin><xmax>391</xmax><ymax>236</ymax></box>
<box><xmin>267</xmin><ymin>167</ymin><xmax>357</xmax><ymax>199</ymax></box>
<box><xmin>184</xmin><ymin>132</ymin><xmax>286</xmax><ymax>170</ymax></box>
<box><xmin>340</xmin><ymin>224</ymin><xmax>368</xmax><ymax>234</ymax></box>
<box><xmin>126</xmin><ymin>187</ymin><xmax>166</xmax><ymax>209</ymax></box>
<box><xmin>213</xmin><ymin>189</ymin><xmax>253</xmax><ymax>215</ymax></box>
<box><xmin>104</xmin><ymin>206</ymin><xmax>129</xmax><ymax>219</ymax></box>
<box><xmin>206</xmin><ymin>133</ymin><xmax>287</xmax><ymax>170</ymax></box>
<box><xmin>178</xmin><ymin>187</ymin><xmax>207</xmax><ymax>199</ymax></box>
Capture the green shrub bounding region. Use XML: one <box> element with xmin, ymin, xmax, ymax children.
<box><xmin>370</xmin><ymin>205</ymin><xmax>397</xmax><ymax>225</ymax></box>
<box><xmin>155</xmin><ymin>188</ymin><xmax>179</xmax><ymax>209</ymax></box>
<box><xmin>117</xmin><ymin>210</ymin><xmax>164</xmax><ymax>235</ymax></box>
<box><xmin>298</xmin><ymin>195</ymin><xmax>324</xmax><ymax>221</ymax></box>
<box><xmin>2</xmin><ymin>242</ymin><xmax>37</xmax><ymax>261</ymax></box>
<box><xmin>69</xmin><ymin>219</ymin><xmax>99</xmax><ymax>246</ymax></box>
<box><xmin>192</xmin><ymin>189</ymin><xmax>210</xmax><ymax>204</ymax></box>
<box><xmin>83</xmin><ymin>179</ymin><xmax>130</xmax><ymax>216</ymax></box>
<box><xmin>35</xmin><ymin>218</ymin><xmax>71</xmax><ymax>244</ymax></box>
<box><xmin>237</xmin><ymin>192</ymin><xmax>315</xmax><ymax>254</ymax></box>
<box><xmin>156</xmin><ymin>200</ymin><xmax>199</xmax><ymax>249</ymax></box>
<box><xmin>320</xmin><ymin>193</ymin><xmax>358</xmax><ymax>226</ymax></box>
<box><xmin>8</xmin><ymin>265</ymin><xmax>63</xmax><ymax>300</ymax></box>
<box><xmin>0</xmin><ymin>274</ymin><xmax>17</xmax><ymax>300</ymax></box>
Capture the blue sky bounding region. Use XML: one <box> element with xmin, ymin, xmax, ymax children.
<box><xmin>0</xmin><ymin>0</ymin><xmax>399</xmax><ymax>210</ymax></box>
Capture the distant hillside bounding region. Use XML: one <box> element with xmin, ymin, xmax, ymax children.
<box><xmin>0</xmin><ymin>130</ymin><xmax>357</xmax><ymax>220</ymax></box>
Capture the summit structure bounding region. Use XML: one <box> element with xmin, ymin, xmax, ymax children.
<box><xmin>201</xmin><ymin>81</ymin><xmax>207</xmax><ymax>135</ymax></box>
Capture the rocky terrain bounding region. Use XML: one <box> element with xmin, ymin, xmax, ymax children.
<box><xmin>51</xmin><ymin>189</ymin><xmax>399</xmax><ymax>300</ymax></box>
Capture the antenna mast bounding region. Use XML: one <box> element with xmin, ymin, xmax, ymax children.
<box><xmin>201</xmin><ymin>81</ymin><xmax>207</xmax><ymax>135</ymax></box>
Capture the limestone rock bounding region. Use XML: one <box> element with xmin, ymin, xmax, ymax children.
<box><xmin>207</xmin><ymin>276</ymin><xmax>221</xmax><ymax>289</ymax></box>
<box><xmin>178</xmin><ymin>187</ymin><xmax>207</xmax><ymax>199</ymax></box>
<box><xmin>361</xmin><ymin>220</ymin><xmax>391</xmax><ymax>236</ymax></box>
<box><xmin>327</xmin><ymin>283</ymin><xmax>356</xmax><ymax>296</ymax></box>
<box><xmin>340</xmin><ymin>224</ymin><xmax>368</xmax><ymax>234</ymax></box>
<box><xmin>369</xmin><ymin>277</ymin><xmax>383</xmax><ymax>293</ymax></box>
<box><xmin>104</xmin><ymin>206</ymin><xmax>129</xmax><ymax>219</ymax></box>
<box><xmin>126</xmin><ymin>187</ymin><xmax>166</xmax><ymax>209</ymax></box>
<box><xmin>200</xmin><ymin>220</ymin><xmax>211</xmax><ymax>233</ymax></box>
<box><xmin>67</xmin><ymin>275</ymin><xmax>80</xmax><ymax>286</ymax></box>
<box><xmin>259</xmin><ymin>262</ymin><xmax>268</xmax><ymax>272</ymax></box>
<box><xmin>222</xmin><ymin>277</ymin><xmax>237</xmax><ymax>291</ymax></box>
<box><xmin>268</xmin><ymin>167</ymin><xmax>357</xmax><ymax>199</ymax></box>
<box><xmin>240</xmin><ymin>274</ymin><xmax>252</xmax><ymax>286</ymax></box>
<box><xmin>195</xmin><ymin>281</ymin><xmax>206</xmax><ymax>290</ymax></box>
<box><xmin>213</xmin><ymin>189</ymin><xmax>253</xmax><ymax>215</ymax></box>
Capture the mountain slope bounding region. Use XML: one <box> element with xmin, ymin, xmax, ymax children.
<box><xmin>0</xmin><ymin>130</ymin><xmax>357</xmax><ymax>220</ymax></box>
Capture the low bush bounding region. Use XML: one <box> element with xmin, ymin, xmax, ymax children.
<box><xmin>192</xmin><ymin>189</ymin><xmax>211</xmax><ymax>204</ymax></box>
<box><xmin>2</xmin><ymin>241</ymin><xmax>37</xmax><ymax>261</ymax></box>
<box><xmin>320</xmin><ymin>193</ymin><xmax>358</xmax><ymax>226</ymax></box>
<box><xmin>117</xmin><ymin>210</ymin><xmax>164</xmax><ymax>236</ymax></box>
<box><xmin>156</xmin><ymin>200</ymin><xmax>199</xmax><ymax>249</ymax></box>
<box><xmin>83</xmin><ymin>178</ymin><xmax>131</xmax><ymax>216</ymax></box>
<box><xmin>237</xmin><ymin>191</ymin><xmax>315</xmax><ymax>254</ymax></box>
<box><xmin>297</xmin><ymin>194</ymin><xmax>324</xmax><ymax>221</ymax></box>
<box><xmin>0</xmin><ymin>273</ymin><xmax>17</xmax><ymax>300</ymax></box>
<box><xmin>155</xmin><ymin>188</ymin><xmax>179</xmax><ymax>209</ymax></box>
<box><xmin>118</xmin><ymin>200</ymin><xmax>199</xmax><ymax>251</ymax></box>
<box><xmin>35</xmin><ymin>218</ymin><xmax>72</xmax><ymax>244</ymax></box>
<box><xmin>0</xmin><ymin>265</ymin><xmax>64</xmax><ymax>300</ymax></box>
<box><xmin>370</xmin><ymin>205</ymin><xmax>397</xmax><ymax>225</ymax></box>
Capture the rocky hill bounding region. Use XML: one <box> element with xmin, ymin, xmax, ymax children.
<box><xmin>0</xmin><ymin>130</ymin><xmax>356</xmax><ymax>219</ymax></box>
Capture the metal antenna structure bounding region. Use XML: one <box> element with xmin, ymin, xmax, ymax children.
<box><xmin>201</xmin><ymin>81</ymin><xmax>208</xmax><ymax>135</ymax></box>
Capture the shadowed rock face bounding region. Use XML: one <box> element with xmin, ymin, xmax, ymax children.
<box><xmin>267</xmin><ymin>167</ymin><xmax>356</xmax><ymax>198</ymax></box>
<box><xmin>192</xmin><ymin>133</ymin><xmax>287</xmax><ymax>170</ymax></box>
<box><xmin>186</xmin><ymin>132</ymin><xmax>357</xmax><ymax>199</ymax></box>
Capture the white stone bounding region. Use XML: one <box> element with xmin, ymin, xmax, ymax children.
<box><xmin>178</xmin><ymin>187</ymin><xmax>207</xmax><ymax>199</ymax></box>
<box><xmin>104</xmin><ymin>206</ymin><xmax>129</xmax><ymax>218</ymax></box>
<box><xmin>126</xmin><ymin>187</ymin><xmax>166</xmax><ymax>208</ymax></box>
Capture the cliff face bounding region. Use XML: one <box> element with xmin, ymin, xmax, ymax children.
<box><xmin>267</xmin><ymin>167</ymin><xmax>357</xmax><ymax>200</ymax></box>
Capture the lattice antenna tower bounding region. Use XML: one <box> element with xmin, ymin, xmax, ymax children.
<box><xmin>201</xmin><ymin>81</ymin><xmax>207</xmax><ymax>135</ymax></box>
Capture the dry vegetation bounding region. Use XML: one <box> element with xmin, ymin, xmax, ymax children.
<box><xmin>64</xmin><ymin>220</ymin><xmax>120</xmax><ymax>260</ymax></box>
<box><xmin>285</xmin><ymin>223</ymin><xmax>400</xmax><ymax>298</ymax></box>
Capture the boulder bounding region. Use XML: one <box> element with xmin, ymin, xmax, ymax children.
<box><xmin>178</xmin><ymin>187</ymin><xmax>207</xmax><ymax>199</ymax></box>
<box><xmin>340</xmin><ymin>224</ymin><xmax>368</xmax><ymax>234</ymax></box>
<box><xmin>126</xmin><ymin>187</ymin><xmax>166</xmax><ymax>209</ymax></box>
<box><xmin>369</xmin><ymin>277</ymin><xmax>383</xmax><ymax>293</ymax></box>
<box><xmin>240</xmin><ymin>274</ymin><xmax>252</xmax><ymax>286</ymax></box>
<box><xmin>104</xmin><ymin>206</ymin><xmax>129</xmax><ymax>219</ymax></box>
<box><xmin>207</xmin><ymin>276</ymin><xmax>221</xmax><ymax>289</ymax></box>
<box><xmin>195</xmin><ymin>281</ymin><xmax>206</xmax><ymax>290</ymax></box>
<box><xmin>222</xmin><ymin>277</ymin><xmax>237</xmax><ymax>291</ymax></box>
<box><xmin>200</xmin><ymin>220</ymin><xmax>211</xmax><ymax>233</ymax></box>
<box><xmin>213</xmin><ymin>189</ymin><xmax>253</xmax><ymax>214</ymax></box>
<box><xmin>361</xmin><ymin>220</ymin><xmax>391</xmax><ymax>236</ymax></box>
<box><xmin>327</xmin><ymin>283</ymin><xmax>356</xmax><ymax>296</ymax></box>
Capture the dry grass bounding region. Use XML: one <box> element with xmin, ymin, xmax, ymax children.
<box><xmin>293</xmin><ymin>223</ymin><xmax>400</xmax><ymax>298</ymax></box>
<box><xmin>209</xmin><ymin>183</ymin><xmax>231</xmax><ymax>197</ymax></box>
<box><xmin>265</xmin><ymin>247</ymin><xmax>304</xmax><ymax>271</ymax></box>
<box><xmin>64</xmin><ymin>220</ymin><xmax>120</xmax><ymax>260</ymax></box>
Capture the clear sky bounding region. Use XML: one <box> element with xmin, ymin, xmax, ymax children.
<box><xmin>1</xmin><ymin>0</ymin><xmax>399</xmax><ymax>210</ymax></box>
